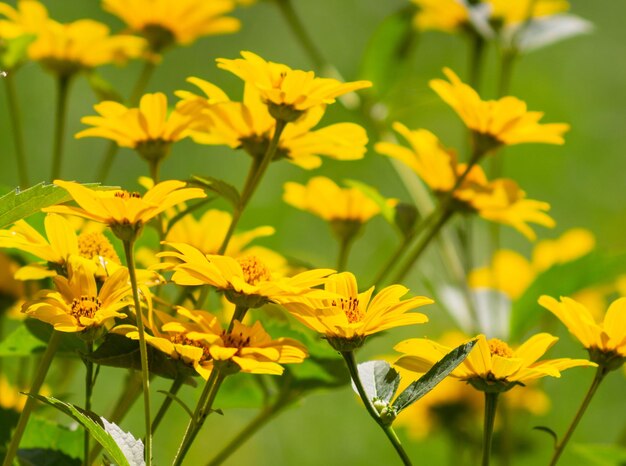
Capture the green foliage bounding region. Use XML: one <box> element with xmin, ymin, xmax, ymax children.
<box><xmin>0</xmin><ymin>35</ymin><xmax>35</xmax><ymax>70</ymax></box>
<box><xmin>19</xmin><ymin>416</ymin><xmax>83</xmax><ymax>460</ymax></box>
<box><xmin>573</xmin><ymin>444</ymin><xmax>626</xmax><ymax>466</ymax></box>
<box><xmin>356</xmin><ymin>360</ymin><xmax>400</xmax><ymax>404</ymax></box>
<box><xmin>190</xmin><ymin>175</ymin><xmax>240</xmax><ymax>208</ymax></box>
<box><xmin>16</xmin><ymin>448</ymin><xmax>81</xmax><ymax>466</ymax></box>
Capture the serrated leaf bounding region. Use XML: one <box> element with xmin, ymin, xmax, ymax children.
<box><xmin>533</xmin><ymin>426</ymin><xmax>558</xmax><ymax>448</ymax></box>
<box><xmin>510</xmin><ymin>250</ymin><xmax>626</xmax><ymax>340</ymax></box>
<box><xmin>573</xmin><ymin>443</ymin><xmax>626</xmax><ymax>466</ymax></box>
<box><xmin>26</xmin><ymin>394</ymin><xmax>143</xmax><ymax>466</ymax></box>
<box><xmin>17</xmin><ymin>448</ymin><xmax>81</xmax><ymax>466</ymax></box>
<box><xmin>358</xmin><ymin>6</ymin><xmax>417</xmax><ymax>98</ymax></box>
<box><xmin>190</xmin><ymin>176</ymin><xmax>240</xmax><ymax>208</ymax></box>
<box><xmin>100</xmin><ymin>417</ymin><xmax>144</xmax><ymax>466</ymax></box>
<box><xmin>392</xmin><ymin>339</ymin><xmax>476</xmax><ymax>413</ymax></box>
<box><xmin>353</xmin><ymin>360</ymin><xmax>400</xmax><ymax>404</ymax></box>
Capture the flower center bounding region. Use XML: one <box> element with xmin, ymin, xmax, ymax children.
<box><xmin>170</xmin><ymin>334</ymin><xmax>211</xmax><ymax>362</ymax></box>
<box><xmin>237</xmin><ymin>256</ymin><xmax>272</xmax><ymax>285</ymax></box>
<box><xmin>333</xmin><ymin>296</ymin><xmax>363</xmax><ymax>324</ymax></box>
<box><xmin>221</xmin><ymin>330</ymin><xmax>251</xmax><ymax>349</ymax></box>
<box><xmin>77</xmin><ymin>232</ymin><xmax>121</xmax><ymax>263</ymax></box>
<box><xmin>488</xmin><ymin>338</ymin><xmax>513</xmax><ymax>358</ymax></box>
<box><xmin>70</xmin><ymin>295</ymin><xmax>101</xmax><ymax>321</ymax></box>
<box><xmin>114</xmin><ymin>190</ymin><xmax>142</xmax><ymax>200</ymax></box>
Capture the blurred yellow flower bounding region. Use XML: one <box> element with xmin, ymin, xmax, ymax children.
<box><xmin>539</xmin><ymin>296</ymin><xmax>626</xmax><ymax>369</ymax></box>
<box><xmin>0</xmin><ymin>0</ymin><xmax>48</xmax><ymax>40</ymax></box>
<box><xmin>532</xmin><ymin>228</ymin><xmax>595</xmax><ymax>272</ymax></box>
<box><xmin>487</xmin><ymin>0</ymin><xmax>569</xmax><ymax>25</ymax></box>
<box><xmin>410</xmin><ymin>0</ymin><xmax>469</xmax><ymax>33</ymax></box>
<box><xmin>430</xmin><ymin>68</ymin><xmax>570</xmax><ymax>148</ymax></box>
<box><xmin>44</xmin><ymin>180</ymin><xmax>206</xmax><ymax>234</ymax></box>
<box><xmin>216</xmin><ymin>51</ymin><xmax>371</xmax><ymax>119</ymax></box>
<box><xmin>103</xmin><ymin>0</ymin><xmax>240</xmax><ymax>51</ymax></box>
<box><xmin>159</xmin><ymin>242</ymin><xmax>334</xmax><ymax>308</ymax></box>
<box><xmin>28</xmin><ymin>18</ymin><xmax>145</xmax><ymax>75</ymax></box>
<box><xmin>177</xmin><ymin>79</ymin><xmax>368</xmax><ymax>169</ymax></box>
<box><xmin>282</xmin><ymin>272</ymin><xmax>432</xmax><ymax>350</ymax></box>
<box><xmin>22</xmin><ymin>259</ymin><xmax>131</xmax><ymax>333</ymax></box>
<box><xmin>396</xmin><ymin>333</ymin><xmax>595</xmax><ymax>392</ymax></box>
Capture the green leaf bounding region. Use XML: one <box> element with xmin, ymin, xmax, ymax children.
<box><xmin>392</xmin><ymin>339</ymin><xmax>476</xmax><ymax>413</ymax></box>
<box><xmin>24</xmin><ymin>320</ymin><xmax>86</xmax><ymax>355</ymax></box>
<box><xmin>0</xmin><ymin>324</ymin><xmax>47</xmax><ymax>357</ymax></box>
<box><xmin>510</xmin><ymin>250</ymin><xmax>626</xmax><ymax>340</ymax></box>
<box><xmin>573</xmin><ymin>443</ymin><xmax>626</xmax><ymax>466</ymax></box>
<box><xmin>17</xmin><ymin>448</ymin><xmax>81</xmax><ymax>466</ymax></box>
<box><xmin>358</xmin><ymin>5</ymin><xmax>418</xmax><ymax>98</ymax></box>
<box><xmin>393</xmin><ymin>203</ymin><xmax>419</xmax><ymax>238</ymax></box>
<box><xmin>26</xmin><ymin>394</ymin><xmax>143</xmax><ymax>466</ymax></box>
<box><xmin>0</xmin><ymin>35</ymin><xmax>35</xmax><ymax>70</ymax></box>
<box><xmin>20</xmin><ymin>416</ymin><xmax>83</xmax><ymax>459</ymax></box>
<box><xmin>533</xmin><ymin>426</ymin><xmax>558</xmax><ymax>448</ymax></box>
<box><xmin>343</xmin><ymin>179</ymin><xmax>396</xmax><ymax>226</ymax></box>
<box><xmin>0</xmin><ymin>407</ymin><xmax>20</xmax><ymax>449</ymax></box>
<box><xmin>355</xmin><ymin>360</ymin><xmax>400</xmax><ymax>404</ymax></box>
<box><xmin>190</xmin><ymin>176</ymin><xmax>240</xmax><ymax>208</ymax></box>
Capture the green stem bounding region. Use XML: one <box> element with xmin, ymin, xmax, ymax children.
<box><xmin>481</xmin><ymin>392</ymin><xmax>499</xmax><ymax>466</ymax></box>
<box><xmin>227</xmin><ymin>305</ymin><xmax>249</xmax><ymax>333</ymax></box>
<box><xmin>372</xmin><ymin>235</ymin><xmax>412</xmax><ymax>288</ymax></box>
<box><xmin>95</xmin><ymin>142</ymin><xmax>118</xmax><ymax>183</ymax></box>
<box><xmin>4</xmin><ymin>73</ymin><xmax>29</xmax><ymax>187</ymax></box>
<box><xmin>149</xmin><ymin>160</ymin><xmax>161</xmax><ymax>185</ymax></box>
<box><xmin>83</xmin><ymin>341</ymin><xmax>94</xmax><ymax>466</ymax></box>
<box><xmin>122</xmin><ymin>239</ymin><xmax>152</xmax><ymax>466</ymax></box>
<box><xmin>172</xmin><ymin>369</ymin><xmax>226</xmax><ymax>466</ymax></box>
<box><xmin>549</xmin><ymin>366</ymin><xmax>607</xmax><ymax>466</ymax></box>
<box><xmin>205</xmin><ymin>395</ymin><xmax>293</xmax><ymax>466</ymax></box>
<box><xmin>152</xmin><ymin>377</ymin><xmax>184</xmax><ymax>433</ymax></box>
<box><xmin>274</xmin><ymin>0</ymin><xmax>325</xmax><ymax>70</ymax></box>
<box><xmin>337</xmin><ymin>235</ymin><xmax>355</xmax><ymax>272</ymax></box>
<box><xmin>341</xmin><ymin>351</ymin><xmax>412</xmax><ymax>466</ymax></box>
<box><xmin>51</xmin><ymin>75</ymin><xmax>72</xmax><ymax>180</ymax></box>
<box><xmin>217</xmin><ymin>120</ymin><xmax>287</xmax><ymax>255</ymax></box>
<box><xmin>468</xmin><ymin>32</ymin><xmax>486</xmax><ymax>91</ymax></box>
<box><xmin>2</xmin><ymin>331</ymin><xmax>62</xmax><ymax>466</ymax></box>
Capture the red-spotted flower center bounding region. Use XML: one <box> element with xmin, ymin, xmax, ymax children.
<box><xmin>333</xmin><ymin>296</ymin><xmax>363</xmax><ymax>324</ymax></box>
<box><xmin>70</xmin><ymin>295</ymin><xmax>102</xmax><ymax>321</ymax></box>
<box><xmin>221</xmin><ymin>329</ymin><xmax>251</xmax><ymax>349</ymax></box>
<box><xmin>488</xmin><ymin>338</ymin><xmax>513</xmax><ymax>358</ymax></box>
<box><xmin>237</xmin><ymin>256</ymin><xmax>272</xmax><ymax>285</ymax></box>
<box><xmin>170</xmin><ymin>334</ymin><xmax>211</xmax><ymax>362</ymax></box>
<box><xmin>114</xmin><ymin>190</ymin><xmax>141</xmax><ymax>200</ymax></box>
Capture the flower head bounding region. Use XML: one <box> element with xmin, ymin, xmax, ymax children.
<box><xmin>430</xmin><ymin>68</ymin><xmax>569</xmax><ymax>147</ymax></box>
<box><xmin>282</xmin><ymin>272</ymin><xmax>432</xmax><ymax>351</ymax></box>
<box><xmin>0</xmin><ymin>0</ymin><xmax>48</xmax><ymax>40</ymax></box>
<box><xmin>539</xmin><ymin>296</ymin><xmax>626</xmax><ymax>370</ymax></box>
<box><xmin>102</xmin><ymin>0</ymin><xmax>240</xmax><ymax>52</ymax></box>
<box><xmin>487</xmin><ymin>0</ymin><xmax>569</xmax><ymax>25</ymax></box>
<box><xmin>44</xmin><ymin>180</ymin><xmax>206</xmax><ymax>237</ymax></box>
<box><xmin>395</xmin><ymin>333</ymin><xmax>595</xmax><ymax>393</ymax></box>
<box><xmin>410</xmin><ymin>0</ymin><xmax>470</xmax><ymax>33</ymax></box>
<box><xmin>216</xmin><ymin>51</ymin><xmax>371</xmax><ymax>120</ymax></box>
<box><xmin>22</xmin><ymin>259</ymin><xmax>131</xmax><ymax>334</ymax></box>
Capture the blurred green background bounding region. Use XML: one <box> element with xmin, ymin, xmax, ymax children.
<box><xmin>1</xmin><ymin>0</ymin><xmax>626</xmax><ymax>465</ymax></box>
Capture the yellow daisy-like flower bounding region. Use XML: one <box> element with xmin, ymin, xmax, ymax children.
<box><xmin>177</xmin><ymin>79</ymin><xmax>368</xmax><ymax>169</ymax></box>
<box><xmin>282</xmin><ymin>272</ymin><xmax>433</xmax><ymax>351</ymax></box>
<box><xmin>44</xmin><ymin>180</ymin><xmax>206</xmax><ymax>238</ymax></box>
<box><xmin>216</xmin><ymin>51</ymin><xmax>372</xmax><ymax>120</ymax></box>
<box><xmin>102</xmin><ymin>0</ymin><xmax>240</xmax><ymax>51</ymax></box>
<box><xmin>532</xmin><ymin>228</ymin><xmax>595</xmax><ymax>273</ymax></box>
<box><xmin>158</xmin><ymin>242</ymin><xmax>334</xmax><ymax>308</ymax></box>
<box><xmin>76</xmin><ymin>93</ymin><xmax>193</xmax><ymax>165</ymax></box>
<box><xmin>0</xmin><ymin>0</ymin><xmax>48</xmax><ymax>40</ymax></box>
<box><xmin>487</xmin><ymin>0</ymin><xmax>569</xmax><ymax>25</ymax></box>
<box><xmin>28</xmin><ymin>18</ymin><xmax>145</xmax><ymax>76</ymax></box>
<box><xmin>430</xmin><ymin>68</ymin><xmax>570</xmax><ymax>148</ymax></box>
<box><xmin>395</xmin><ymin>333</ymin><xmax>595</xmax><ymax>393</ymax></box>
<box><xmin>410</xmin><ymin>0</ymin><xmax>470</xmax><ymax>33</ymax></box>
<box><xmin>539</xmin><ymin>296</ymin><xmax>626</xmax><ymax>370</ymax></box>
<box><xmin>283</xmin><ymin>176</ymin><xmax>383</xmax><ymax>224</ymax></box>
<box><xmin>22</xmin><ymin>259</ymin><xmax>131</xmax><ymax>333</ymax></box>
<box><xmin>116</xmin><ymin>306</ymin><xmax>307</xmax><ymax>378</ymax></box>
<box><xmin>0</xmin><ymin>214</ymin><xmax>121</xmax><ymax>280</ymax></box>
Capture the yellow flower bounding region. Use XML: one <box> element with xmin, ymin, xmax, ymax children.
<box><xmin>395</xmin><ymin>333</ymin><xmax>595</xmax><ymax>392</ymax></box>
<box><xmin>0</xmin><ymin>214</ymin><xmax>121</xmax><ymax>280</ymax></box>
<box><xmin>539</xmin><ymin>296</ymin><xmax>626</xmax><ymax>370</ymax></box>
<box><xmin>487</xmin><ymin>0</ymin><xmax>569</xmax><ymax>25</ymax></box>
<box><xmin>532</xmin><ymin>228</ymin><xmax>595</xmax><ymax>272</ymax></box>
<box><xmin>0</xmin><ymin>0</ymin><xmax>49</xmax><ymax>40</ymax></box>
<box><xmin>0</xmin><ymin>375</ymin><xmax>51</xmax><ymax>412</ymax></box>
<box><xmin>116</xmin><ymin>306</ymin><xmax>307</xmax><ymax>378</ymax></box>
<box><xmin>158</xmin><ymin>242</ymin><xmax>334</xmax><ymax>308</ymax></box>
<box><xmin>177</xmin><ymin>79</ymin><xmax>368</xmax><ymax>168</ymax></box>
<box><xmin>410</xmin><ymin>0</ymin><xmax>470</xmax><ymax>33</ymax></box>
<box><xmin>216</xmin><ymin>51</ymin><xmax>372</xmax><ymax>119</ymax></box>
<box><xmin>44</xmin><ymin>180</ymin><xmax>206</xmax><ymax>235</ymax></box>
<box><xmin>283</xmin><ymin>177</ymin><xmax>383</xmax><ymax>224</ymax></box>
<box><xmin>22</xmin><ymin>259</ymin><xmax>131</xmax><ymax>333</ymax></box>
<box><xmin>28</xmin><ymin>18</ymin><xmax>145</xmax><ymax>75</ymax></box>
<box><xmin>430</xmin><ymin>68</ymin><xmax>570</xmax><ymax>147</ymax></box>
<box><xmin>102</xmin><ymin>0</ymin><xmax>240</xmax><ymax>51</ymax></box>
<box><xmin>76</xmin><ymin>93</ymin><xmax>193</xmax><ymax>164</ymax></box>
<box><xmin>282</xmin><ymin>272</ymin><xmax>432</xmax><ymax>350</ymax></box>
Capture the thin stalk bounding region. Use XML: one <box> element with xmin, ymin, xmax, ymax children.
<box><xmin>218</xmin><ymin>120</ymin><xmax>287</xmax><ymax>254</ymax></box>
<box><xmin>481</xmin><ymin>392</ymin><xmax>499</xmax><ymax>466</ymax></box>
<box><xmin>337</xmin><ymin>235</ymin><xmax>355</xmax><ymax>272</ymax></box>
<box><xmin>274</xmin><ymin>0</ymin><xmax>325</xmax><ymax>70</ymax></box>
<box><xmin>205</xmin><ymin>395</ymin><xmax>293</xmax><ymax>466</ymax></box>
<box><xmin>149</xmin><ymin>160</ymin><xmax>161</xmax><ymax>185</ymax></box>
<box><xmin>4</xmin><ymin>73</ymin><xmax>29</xmax><ymax>187</ymax></box>
<box><xmin>172</xmin><ymin>369</ymin><xmax>226</xmax><ymax>466</ymax></box>
<box><xmin>95</xmin><ymin>142</ymin><xmax>118</xmax><ymax>183</ymax></box>
<box><xmin>152</xmin><ymin>377</ymin><xmax>184</xmax><ymax>433</ymax></box>
<box><xmin>122</xmin><ymin>239</ymin><xmax>152</xmax><ymax>466</ymax></box>
<box><xmin>227</xmin><ymin>305</ymin><xmax>249</xmax><ymax>333</ymax></box>
<box><xmin>549</xmin><ymin>366</ymin><xmax>607</xmax><ymax>466</ymax></box>
<box><xmin>468</xmin><ymin>32</ymin><xmax>486</xmax><ymax>91</ymax></box>
<box><xmin>51</xmin><ymin>75</ymin><xmax>72</xmax><ymax>180</ymax></box>
<box><xmin>83</xmin><ymin>341</ymin><xmax>94</xmax><ymax>466</ymax></box>
<box><xmin>2</xmin><ymin>331</ymin><xmax>62</xmax><ymax>466</ymax></box>
<box><xmin>341</xmin><ymin>351</ymin><xmax>412</xmax><ymax>466</ymax></box>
